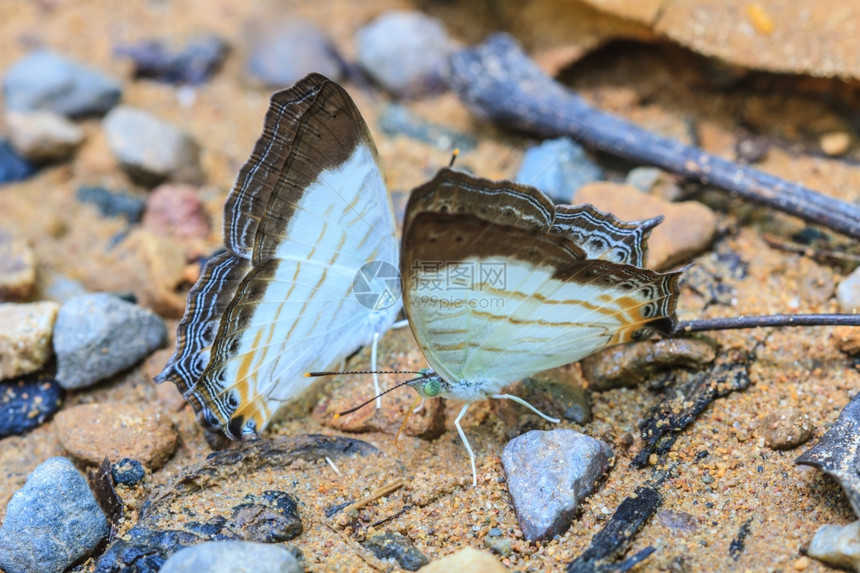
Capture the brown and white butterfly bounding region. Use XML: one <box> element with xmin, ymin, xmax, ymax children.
<box><xmin>397</xmin><ymin>168</ymin><xmax>682</xmax><ymax>484</ymax></box>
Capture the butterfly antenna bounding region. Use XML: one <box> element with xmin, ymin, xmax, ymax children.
<box><xmin>305</xmin><ymin>369</ymin><xmax>423</xmax><ymax>377</ymax></box>
<box><xmin>334</xmin><ymin>374</ymin><xmax>425</xmax><ymax>418</ymax></box>
<box><xmin>448</xmin><ymin>148</ymin><xmax>460</xmax><ymax>167</ymax></box>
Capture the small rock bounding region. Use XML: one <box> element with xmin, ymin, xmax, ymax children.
<box><xmin>418</xmin><ymin>548</ymin><xmax>506</xmax><ymax>573</ymax></box>
<box><xmin>103</xmin><ymin>105</ymin><xmax>203</xmax><ymax>186</ymax></box>
<box><xmin>95</xmin><ymin>526</ymin><xmax>205</xmax><ymax>572</ymax></box>
<box><xmin>378</xmin><ymin>103</ymin><xmax>477</xmax><ymax>151</ymax></box>
<box><xmin>516</xmin><ymin>137</ymin><xmax>604</xmax><ymax>203</ymax></box>
<box><xmin>837</xmin><ymin>267</ymin><xmax>860</xmax><ymax>313</ymax></box>
<box><xmin>3</xmin><ymin>50</ymin><xmax>122</xmax><ymax>117</ymax></box>
<box><xmin>77</xmin><ymin>185</ymin><xmax>147</xmax><ymax>222</ymax></box>
<box><xmin>0</xmin><ymin>233</ymin><xmax>36</xmax><ymax>300</ymax></box>
<box><xmin>483</xmin><ymin>535</ymin><xmax>513</xmax><ymax>557</ymax></box>
<box><xmin>833</xmin><ymin>325</ymin><xmax>860</xmax><ymax>356</ymax></box>
<box><xmin>0</xmin><ymin>457</ymin><xmax>109</xmax><ymax>573</ymax></box>
<box><xmin>111</xmin><ymin>457</ymin><xmax>146</xmax><ymax>486</ymax></box>
<box><xmin>625</xmin><ymin>166</ymin><xmax>683</xmax><ymax>201</ymax></box>
<box><xmin>0</xmin><ymin>301</ymin><xmax>60</xmax><ymax>380</ymax></box>
<box><xmin>0</xmin><ymin>378</ymin><xmax>63</xmax><ymax>438</ymax></box>
<box><xmin>243</xmin><ymin>17</ymin><xmax>342</xmax><ymax>87</ymax></box>
<box><xmin>581</xmin><ymin>338</ymin><xmax>717</xmax><ymax>391</ymax></box>
<box><xmin>356</xmin><ymin>11</ymin><xmax>457</xmax><ymax>98</ymax></box>
<box><xmin>820</xmin><ymin>131</ymin><xmax>851</xmax><ymax>157</ymax></box>
<box><xmin>54</xmin><ymin>402</ymin><xmax>179</xmax><ymax>468</ymax></box>
<box><xmin>807</xmin><ymin>520</ymin><xmax>860</xmax><ymax>572</ymax></box>
<box><xmin>502</xmin><ymin>429</ymin><xmax>613</xmax><ymax>541</ymax></box>
<box><xmin>760</xmin><ymin>408</ymin><xmax>815</xmax><ymax>450</ymax></box>
<box><xmin>657</xmin><ymin>509</ymin><xmax>698</xmax><ymax>534</ymax></box>
<box><xmin>4</xmin><ymin>111</ymin><xmax>85</xmax><ymax>163</ymax></box>
<box><xmin>142</xmin><ymin>184</ymin><xmax>211</xmax><ymax>241</ymax></box>
<box><xmin>53</xmin><ymin>293</ymin><xmax>167</xmax><ymax>389</ymax></box>
<box><xmin>160</xmin><ymin>541</ymin><xmax>303</xmax><ymax>573</ymax></box>
<box><xmin>363</xmin><ymin>532</ymin><xmax>429</xmax><ymax>571</ymax></box>
<box><xmin>228</xmin><ymin>491</ymin><xmax>303</xmax><ymax>543</ymax></box>
<box><xmin>0</xmin><ymin>139</ymin><xmax>37</xmax><ymax>184</ymax></box>
<box><xmin>574</xmin><ymin>182</ymin><xmax>717</xmax><ymax>270</ymax></box>
<box><xmin>735</xmin><ymin>134</ymin><xmax>770</xmax><ymax>164</ymax></box>
<box><xmin>116</xmin><ymin>34</ymin><xmax>229</xmax><ymax>85</ymax></box>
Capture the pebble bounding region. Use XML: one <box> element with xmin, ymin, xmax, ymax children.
<box><xmin>760</xmin><ymin>407</ymin><xmax>815</xmax><ymax>450</ymax></box>
<box><xmin>0</xmin><ymin>139</ymin><xmax>37</xmax><ymax>184</ymax></box>
<box><xmin>574</xmin><ymin>182</ymin><xmax>717</xmax><ymax>270</ymax></box>
<box><xmin>483</xmin><ymin>535</ymin><xmax>513</xmax><ymax>557</ymax></box>
<box><xmin>625</xmin><ymin>166</ymin><xmax>683</xmax><ymax>201</ymax></box>
<box><xmin>243</xmin><ymin>16</ymin><xmax>342</xmax><ymax>87</ymax></box>
<box><xmin>378</xmin><ymin>103</ymin><xmax>477</xmax><ymax>151</ymax></box>
<box><xmin>363</xmin><ymin>532</ymin><xmax>429</xmax><ymax>571</ymax></box>
<box><xmin>501</xmin><ymin>429</ymin><xmax>613</xmax><ymax>541</ymax></box>
<box><xmin>0</xmin><ymin>301</ymin><xmax>60</xmax><ymax>381</ymax></box>
<box><xmin>837</xmin><ymin>266</ymin><xmax>860</xmax><ymax>313</ymax></box>
<box><xmin>515</xmin><ymin>138</ymin><xmax>605</xmax><ymax>203</ymax></box>
<box><xmin>832</xmin><ymin>325</ymin><xmax>860</xmax><ymax>356</ymax></box>
<box><xmin>142</xmin><ymin>184</ymin><xmax>211</xmax><ymax>240</ymax></box>
<box><xmin>77</xmin><ymin>185</ymin><xmax>147</xmax><ymax>222</ymax></box>
<box><xmin>2</xmin><ymin>50</ymin><xmax>122</xmax><ymax>117</ymax></box>
<box><xmin>0</xmin><ymin>457</ymin><xmax>109</xmax><ymax>573</ymax></box>
<box><xmin>53</xmin><ymin>293</ymin><xmax>167</xmax><ymax>389</ymax></box>
<box><xmin>0</xmin><ymin>233</ymin><xmax>36</xmax><ymax>300</ymax></box>
<box><xmin>581</xmin><ymin>337</ymin><xmax>717</xmax><ymax>391</ymax></box>
<box><xmin>102</xmin><ymin>105</ymin><xmax>203</xmax><ymax>186</ymax></box>
<box><xmin>820</xmin><ymin>131</ymin><xmax>851</xmax><ymax>156</ymax></box>
<box><xmin>5</xmin><ymin>111</ymin><xmax>85</xmax><ymax>163</ymax></box>
<box><xmin>54</xmin><ymin>402</ymin><xmax>179</xmax><ymax>468</ymax></box>
<box><xmin>96</xmin><ymin>526</ymin><xmax>206</xmax><ymax>572</ymax></box>
<box><xmin>160</xmin><ymin>541</ymin><xmax>303</xmax><ymax>573</ymax></box>
<box><xmin>0</xmin><ymin>378</ymin><xmax>63</xmax><ymax>438</ymax></box>
<box><xmin>806</xmin><ymin>520</ymin><xmax>860</xmax><ymax>571</ymax></box>
<box><xmin>418</xmin><ymin>547</ymin><xmax>506</xmax><ymax>573</ymax></box>
<box><xmin>116</xmin><ymin>34</ymin><xmax>229</xmax><ymax>85</ymax></box>
<box><xmin>228</xmin><ymin>491</ymin><xmax>303</xmax><ymax>543</ymax></box>
<box><xmin>356</xmin><ymin>11</ymin><xmax>457</xmax><ymax>98</ymax></box>
<box><xmin>112</xmin><ymin>457</ymin><xmax>146</xmax><ymax>486</ymax></box>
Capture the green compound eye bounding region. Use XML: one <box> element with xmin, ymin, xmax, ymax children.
<box><xmin>422</xmin><ymin>379</ymin><xmax>441</xmax><ymax>397</ymax></box>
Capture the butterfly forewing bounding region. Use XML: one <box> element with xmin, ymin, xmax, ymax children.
<box><xmin>157</xmin><ymin>74</ymin><xmax>399</xmax><ymax>438</ymax></box>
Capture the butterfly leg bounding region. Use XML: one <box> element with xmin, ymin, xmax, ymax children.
<box><xmin>391</xmin><ymin>319</ymin><xmax>409</xmax><ymax>330</ymax></box>
<box><xmin>413</xmin><ymin>397</ymin><xmax>426</xmax><ymax>414</ymax></box>
<box><xmin>491</xmin><ymin>394</ymin><xmax>561</xmax><ymax>424</ymax></box>
<box><xmin>454</xmin><ymin>403</ymin><xmax>478</xmax><ymax>486</ymax></box>
<box><xmin>371</xmin><ymin>331</ymin><xmax>382</xmax><ymax>409</ymax></box>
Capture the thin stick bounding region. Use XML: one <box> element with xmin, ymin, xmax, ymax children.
<box><xmin>341</xmin><ymin>479</ymin><xmax>405</xmax><ymax>513</ymax></box>
<box><xmin>674</xmin><ymin>314</ymin><xmax>860</xmax><ymax>334</ymax></box>
<box><xmin>447</xmin><ymin>34</ymin><xmax>860</xmax><ymax>240</ymax></box>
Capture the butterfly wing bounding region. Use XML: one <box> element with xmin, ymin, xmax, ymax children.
<box><xmin>401</xmin><ymin>168</ymin><xmax>680</xmax><ymax>396</ymax></box>
<box><xmin>157</xmin><ymin>74</ymin><xmax>400</xmax><ymax>437</ymax></box>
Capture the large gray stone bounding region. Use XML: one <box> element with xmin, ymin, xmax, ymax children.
<box><xmin>0</xmin><ymin>457</ymin><xmax>108</xmax><ymax>573</ymax></box>
<box><xmin>159</xmin><ymin>541</ymin><xmax>303</xmax><ymax>573</ymax></box>
<box><xmin>53</xmin><ymin>293</ymin><xmax>167</xmax><ymax>389</ymax></box>
<box><xmin>3</xmin><ymin>50</ymin><xmax>121</xmax><ymax>117</ymax></box>
<box><xmin>502</xmin><ymin>429</ymin><xmax>613</xmax><ymax>541</ymax></box>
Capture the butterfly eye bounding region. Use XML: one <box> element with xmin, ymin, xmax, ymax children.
<box><xmin>423</xmin><ymin>379</ymin><xmax>441</xmax><ymax>397</ymax></box>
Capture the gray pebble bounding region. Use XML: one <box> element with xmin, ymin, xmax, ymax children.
<box><xmin>356</xmin><ymin>11</ymin><xmax>457</xmax><ymax>98</ymax></box>
<box><xmin>3</xmin><ymin>50</ymin><xmax>121</xmax><ymax>117</ymax></box>
<box><xmin>102</xmin><ymin>105</ymin><xmax>203</xmax><ymax>186</ymax></box>
<box><xmin>0</xmin><ymin>139</ymin><xmax>37</xmax><ymax>184</ymax></box>
<box><xmin>0</xmin><ymin>457</ymin><xmax>109</xmax><ymax>573</ymax></box>
<box><xmin>363</xmin><ymin>532</ymin><xmax>428</xmax><ymax>571</ymax></box>
<box><xmin>378</xmin><ymin>103</ymin><xmax>476</xmax><ymax>151</ymax></box>
<box><xmin>515</xmin><ymin>138</ymin><xmax>604</xmax><ymax>203</ymax></box>
<box><xmin>244</xmin><ymin>17</ymin><xmax>342</xmax><ymax>87</ymax></box>
<box><xmin>502</xmin><ymin>429</ymin><xmax>613</xmax><ymax>541</ymax></box>
<box><xmin>5</xmin><ymin>111</ymin><xmax>85</xmax><ymax>163</ymax></box>
<box><xmin>807</xmin><ymin>520</ymin><xmax>860</xmax><ymax>572</ymax></box>
<box><xmin>53</xmin><ymin>293</ymin><xmax>167</xmax><ymax>389</ymax></box>
<box><xmin>159</xmin><ymin>541</ymin><xmax>303</xmax><ymax>573</ymax></box>
<box><xmin>837</xmin><ymin>267</ymin><xmax>860</xmax><ymax>313</ymax></box>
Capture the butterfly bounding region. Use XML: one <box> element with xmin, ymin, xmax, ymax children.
<box><xmin>155</xmin><ymin>74</ymin><xmax>403</xmax><ymax>438</ymax></box>
<box><xmin>397</xmin><ymin>168</ymin><xmax>683</xmax><ymax>484</ymax></box>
